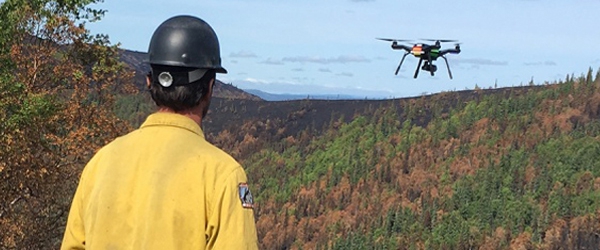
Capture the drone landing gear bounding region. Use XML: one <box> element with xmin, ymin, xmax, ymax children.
<box><xmin>414</xmin><ymin>58</ymin><xmax>423</xmax><ymax>78</ymax></box>
<box><xmin>441</xmin><ymin>55</ymin><xmax>453</xmax><ymax>79</ymax></box>
<box><xmin>395</xmin><ymin>52</ymin><xmax>410</xmax><ymax>75</ymax></box>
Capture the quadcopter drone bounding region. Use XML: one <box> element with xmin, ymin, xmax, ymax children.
<box><xmin>377</xmin><ymin>38</ymin><xmax>461</xmax><ymax>79</ymax></box>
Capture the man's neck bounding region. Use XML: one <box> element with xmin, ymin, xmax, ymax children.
<box><xmin>157</xmin><ymin>107</ymin><xmax>203</xmax><ymax>127</ymax></box>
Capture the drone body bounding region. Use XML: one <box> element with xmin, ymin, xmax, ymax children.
<box><xmin>377</xmin><ymin>38</ymin><xmax>461</xmax><ymax>79</ymax></box>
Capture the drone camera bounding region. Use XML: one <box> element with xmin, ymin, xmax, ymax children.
<box><xmin>422</xmin><ymin>63</ymin><xmax>437</xmax><ymax>73</ymax></box>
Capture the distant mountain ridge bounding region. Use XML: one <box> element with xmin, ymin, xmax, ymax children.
<box><xmin>243</xmin><ymin>89</ymin><xmax>368</xmax><ymax>101</ymax></box>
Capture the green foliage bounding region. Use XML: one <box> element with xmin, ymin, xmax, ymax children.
<box><xmin>535</xmin><ymin>136</ymin><xmax>600</xmax><ymax>220</ymax></box>
<box><xmin>430</xmin><ymin>211</ymin><xmax>481</xmax><ymax>249</ymax></box>
<box><xmin>245</xmin><ymin>107</ymin><xmax>405</xmax><ymax>204</ymax></box>
<box><xmin>5</xmin><ymin>93</ymin><xmax>60</xmax><ymax>129</ymax></box>
<box><xmin>330</xmin><ymin>230</ymin><xmax>399</xmax><ymax>250</ymax></box>
<box><xmin>113</xmin><ymin>94</ymin><xmax>154</xmax><ymax>126</ymax></box>
<box><xmin>444</xmin><ymin>149</ymin><xmax>539</xmax><ymax>236</ymax></box>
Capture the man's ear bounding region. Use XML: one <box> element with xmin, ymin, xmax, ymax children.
<box><xmin>205</xmin><ymin>78</ymin><xmax>215</xmax><ymax>97</ymax></box>
<box><xmin>146</xmin><ymin>73</ymin><xmax>152</xmax><ymax>89</ymax></box>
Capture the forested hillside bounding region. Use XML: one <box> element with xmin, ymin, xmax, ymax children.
<box><xmin>215</xmin><ymin>70</ymin><xmax>600</xmax><ymax>249</ymax></box>
<box><xmin>2</xmin><ymin>1</ymin><xmax>600</xmax><ymax>249</ymax></box>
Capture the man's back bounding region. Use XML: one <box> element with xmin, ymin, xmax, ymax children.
<box><xmin>61</xmin><ymin>113</ymin><xmax>258</xmax><ymax>249</ymax></box>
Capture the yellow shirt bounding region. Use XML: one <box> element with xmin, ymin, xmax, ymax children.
<box><xmin>61</xmin><ymin>112</ymin><xmax>258</xmax><ymax>249</ymax></box>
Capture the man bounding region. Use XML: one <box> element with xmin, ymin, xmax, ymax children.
<box><xmin>61</xmin><ymin>15</ymin><xmax>259</xmax><ymax>249</ymax></box>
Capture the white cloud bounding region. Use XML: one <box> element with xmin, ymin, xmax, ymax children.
<box><xmin>229</xmin><ymin>50</ymin><xmax>258</xmax><ymax>58</ymax></box>
<box><xmin>454</xmin><ymin>58</ymin><xmax>508</xmax><ymax>66</ymax></box>
<box><xmin>282</xmin><ymin>55</ymin><xmax>370</xmax><ymax>64</ymax></box>
<box><xmin>260</xmin><ymin>58</ymin><xmax>285</xmax><ymax>65</ymax></box>
<box><xmin>524</xmin><ymin>61</ymin><xmax>557</xmax><ymax>66</ymax></box>
<box><xmin>243</xmin><ymin>78</ymin><xmax>269</xmax><ymax>84</ymax></box>
<box><xmin>337</xmin><ymin>72</ymin><xmax>354</xmax><ymax>77</ymax></box>
<box><xmin>291</xmin><ymin>76</ymin><xmax>310</xmax><ymax>82</ymax></box>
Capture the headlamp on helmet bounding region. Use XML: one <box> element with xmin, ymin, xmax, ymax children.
<box><xmin>151</xmin><ymin>68</ymin><xmax>207</xmax><ymax>87</ymax></box>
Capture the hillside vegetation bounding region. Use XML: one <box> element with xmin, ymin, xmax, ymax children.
<box><xmin>0</xmin><ymin>1</ymin><xmax>137</xmax><ymax>248</ymax></box>
<box><xmin>208</xmin><ymin>69</ymin><xmax>600</xmax><ymax>249</ymax></box>
<box><xmin>2</xmin><ymin>1</ymin><xmax>600</xmax><ymax>249</ymax></box>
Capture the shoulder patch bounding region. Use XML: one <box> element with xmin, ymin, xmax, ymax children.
<box><xmin>238</xmin><ymin>183</ymin><xmax>254</xmax><ymax>209</ymax></box>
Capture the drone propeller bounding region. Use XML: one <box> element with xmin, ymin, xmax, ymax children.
<box><xmin>376</xmin><ymin>38</ymin><xmax>413</xmax><ymax>43</ymax></box>
<box><xmin>420</xmin><ymin>39</ymin><xmax>459</xmax><ymax>43</ymax></box>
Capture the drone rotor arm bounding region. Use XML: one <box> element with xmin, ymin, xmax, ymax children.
<box><xmin>377</xmin><ymin>38</ymin><xmax>413</xmax><ymax>52</ymax></box>
<box><xmin>438</xmin><ymin>50</ymin><xmax>449</xmax><ymax>57</ymax></box>
<box><xmin>438</xmin><ymin>48</ymin><xmax>460</xmax><ymax>57</ymax></box>
<box><xmin>391</xmin><ymin>44</ymin><xmax>412</xmax><ymax>52</ymax></box>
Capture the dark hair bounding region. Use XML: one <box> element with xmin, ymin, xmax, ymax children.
<box><xmin>148</xmin><ymin>66</ymin><xmax>215</xmax><ymax>112</ymax></box>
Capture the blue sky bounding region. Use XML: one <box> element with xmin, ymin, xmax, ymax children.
<box><xmin>87</xmin><ymin>0</ymin><xmax>600</xmax><ymax>98</ymax></box>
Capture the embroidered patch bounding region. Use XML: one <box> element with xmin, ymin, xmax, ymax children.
<box><xmin>238</xmin><ymin>183</ymin><xmax>254</xmax><ymax>209</ymax></box>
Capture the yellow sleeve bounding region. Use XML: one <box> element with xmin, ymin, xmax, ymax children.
<box><xmin>60</xmin><ymin>174</ymin><xmax>87</xmax><ymax>250</ymax></box>
<box><xmin>206</xmin><ymin>167</ymin><xmax>259</xmax><ymax>249</ymax></box>
<box><xmin>61</xmin><ymin>153</ymin><xmax>98</xmax><ymax>250</ymax></box>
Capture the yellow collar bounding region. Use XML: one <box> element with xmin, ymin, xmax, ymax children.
<box><xmin>140</xmin><ymin>112</ymin><xmax>205</xmax><ymax>139</ymax></box>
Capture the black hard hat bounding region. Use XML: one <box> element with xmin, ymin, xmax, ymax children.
<box><xmin>147</xmin><ymin>15</ymin><xmax>227</xmax><ymax>74</ymax></box>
